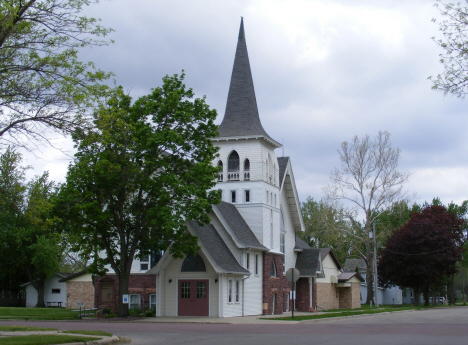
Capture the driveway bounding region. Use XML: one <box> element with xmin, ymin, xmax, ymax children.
<box><xmin>1</xmin><ymin>307</ymin><xmax>467</xmax><ymax>344</ymax></box>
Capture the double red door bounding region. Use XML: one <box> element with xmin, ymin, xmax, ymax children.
<box><xmin>178</xmin><ymin>279</ymin><xmax>209</xmax><ymax>316</ymax></box>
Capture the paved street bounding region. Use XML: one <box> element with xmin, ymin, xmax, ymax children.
<box><xmin>1</xmin><ymin>307</ymin><xmax>468</xmax><ymax>344</ymax></box>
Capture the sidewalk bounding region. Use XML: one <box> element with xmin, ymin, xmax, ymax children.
<box><xmin>137</xmin><ymin>309</ymin><xmax>421</xmax><ymax>324</ymax></box>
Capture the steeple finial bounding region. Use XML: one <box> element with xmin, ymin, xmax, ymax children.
<box><xmin>217</xmin><ymin>18</ymin><xmax>280</xmax><ymax>147</ymax></box>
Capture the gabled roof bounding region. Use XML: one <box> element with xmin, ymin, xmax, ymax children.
<box><xmin>188</xmin><ymin>221</ymin><xmax>249</xmax><ymax>275</ymax></box>
<box><xmin>337</xmin><ymin>271</ymin><xmax>365</xmax><ymax>283</ymax></box>
<box><xmin>213</xmin><ymin>202</ymin><xmax>267</xmax><ymax>250</ymax></box>
<box><xmin>344</xmin><ymin>258</ymin><xmax>367</xmax><ymax>272</ymax></box>
<box><xmin>320</xmin><ymin>248</ymin><xmax>342</xmax><ymax>270</ymax></box>
<box><xmin>58</xmin><ymin>270</ymin><xmax>89</xmax><ymax>282</ymax></box>
<box><xmin>295</xmin><ymin>248</ymin><xmax>321</xmax><ymax>277</ymax></box>
<box><xmin>279</xmin><ymin>158</ymin><xmax>305</xmax><ymax>232</ymax></box>
<box><xmin>295</xmin><ymin>235</ymin><xmax>312</xmax><ymax>250</ymax></box>
<box><xmin>277</xmin><ymin>157</ymin><xmax>289</xmax><ymax>187</ymax></box>
<box><xmin>21</xmin><ymin>272</ymin><xmax>72</xmax><ymax>287</ymax></box>
<box><xmin>216</xmin><ymin>18</ymin><xmax>280</xmax><ymax>148</ymax></box>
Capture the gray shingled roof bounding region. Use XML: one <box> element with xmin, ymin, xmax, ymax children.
<box><xmin>188</xmin><ymin>221</ymin><xmax>249</xmax><ymax>274</ymax></box>
<box><xmin>217</xmin><ymin>18</ymin><xmax>276</xmax><ymax>144</ymax></box>
<box><xmin>295</xmin><ymin>235</ymin><xmax>312</xmax><ymax>250</ymax></box>
<box><xmin>344</xmin><ymin>258</ymin><xmax>367</xmax><ymax>272</ymax></box>
<box><xmin>277</xmin><ymin>157</ymin><xmax>289</xmax><ymax>187</ymax></box>
<box><xmin>337</xmin><ymin>271</ymin><xmax>365</xmax><ymax>283</ymax></box>
<box><xmin>295</xmin><ymin>248</ymin><xmax>321</xmax><ymax>277</ymax></box>
<box><xmin>214</xmin><ymin>202</ymin><xmax>266</xmax><ymax>250</ymax></box>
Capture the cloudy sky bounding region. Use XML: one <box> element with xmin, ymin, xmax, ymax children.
<box><xmin>24</xmin><ymin>0</ymin><xmax>468</xmax><ymax>211</ymax></box>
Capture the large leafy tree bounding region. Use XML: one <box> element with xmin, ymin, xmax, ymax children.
<box><xmin>0</xmin><ymin>148</ymin><xmax>62</xmax><ymax>306</ymax></box>
<box><xmin>59</xmin><ymin>73</ymin><xmax>220</xmax><ymax>317</ymax></box>
<box><xmin>0</xmin><ymin>0</ymin><xmax>112</xmax><ymax>149</ymax></box>
<box><xmin>323</xmin><ymin>131</ymin><xmax>410</xmax><ymax>304</ymax></box>
<box><xmin>378</xmin><ymin>205</ymin><xmax>466</xmax><ymax>306</ymax></box>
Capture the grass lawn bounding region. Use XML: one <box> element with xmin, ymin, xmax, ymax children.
<box><xmin>264</xmin><ymin>304</ymin><xmax>426</xmax><ymax>321</ymax></box>
<box><xmin>0</xmin><ymin>335</ymin><xmax>100</xmax><ymax>345</ymax></box>
<box><xmin>0</xmin><ymin>307</ymin><xmax>82</xmax><ymax>320</ymax></box>
<box><xmin>0</xmin><ymin>326</ymin><xmax>56</xmax><ymax>332</ymax></box>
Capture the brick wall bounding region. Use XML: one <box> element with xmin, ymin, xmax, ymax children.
<box><xmin>316</xmin><ymin>283</ymin><xmax>339</xmax><ymax>310</ymax></box>
<box><xmin>338</xmin><ymin>287</ymin><xmax>352</xmax><ymax>309</ymax></box>
<box><xmin>262</xmin><ymin>253</ymin><xmax>291</xmax><ymax>315</ymax></box>
<box><xmin>351</xmin><ymin>282</ymin><xmax>361</xmax><ymax>309</ymax></box>
<box><xmin>295</xmin><ymin>277</ymin><xmax>312</xmax><ymax>312</ymax></box>
<box><xmin>66</xmin><ymin>281</ymin><xmax>94</xmax><ymax>309</ymax></box>
<box><xmin>94</xmin><ymin>274</ymin><xmax>156</xmax><ymax>313</ymax></box>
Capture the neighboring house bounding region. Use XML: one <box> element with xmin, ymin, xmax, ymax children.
<box><xmin>23</xmin><ymin>272</ymin><xmax>70</xmax><ymax>308</ymax></box>
<box><xmin>295</xmin><ymin>237</ymin><xmax>363</xmax><ymax>311</ymax></box>
<box><xmin>58</xmin><ymin>271</ymin><xmax>94</xmax><ymax>310</ymax></box>
<box><xmin>344</xmin><ymin>258</ymin><xmax>403</xmax><ymax>305</ymax></box>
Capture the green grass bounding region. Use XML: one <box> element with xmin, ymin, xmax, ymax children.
<box><xmin>263</xmin><ymin>305</ymin><xmax>424</xmax><ymax>321</ymax></box>
<box><xmin>0</xmin><ymin>326</ymin><xmax>56</xmax><ymax>332</ymax></box>
<box><xmin>0</xmin><ymin>307</ymin><xmax>81</xmax><ymax>320</ymax></box>
<box><xmin>62</xmin><ymin>330</ymin><xmax>112</xmax><ymax>336</ymax></box>
<box><xmin>0</xmin><ymin>334</ymin><xmax>100</xmax><ymax>345</ymax></box>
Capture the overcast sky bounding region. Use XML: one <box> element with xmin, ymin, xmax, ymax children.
<box><xmin>24</xmin><ymin>0</ymin><xmax>468</xmax><ymax>212</ymax></box>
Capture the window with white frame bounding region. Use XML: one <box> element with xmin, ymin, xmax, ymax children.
<box><xmin>235</xmin><ymin>280</ymin><xmax>240</xmax><ymax>303</ymax></box>
<box><xmin>129</xmin><ymin>294</ymin><xmax>141</xmax><ymax>310</ymax></box>
<box><xmin>270</xmin><ymin>260</ymin><xmax>277</xmax><ymax>277</ymax></box>
<box><xmin>140</xmin><ymin>255</ymin><xmax>149</xmax><ymax>271</ymax></box>
<box><xmin>270</xmin><ymin>209</ymin><xmax>273</xmax><ymax>248</ymax></box>
<box><xmin>231</xmin><ymin>190</ymin><xmax>236</xmax><ymax>203</ymax></box>
<box><xmin>255</xmin><ymin>253</ymin><xmax>259</xmax><ymax>276</ymax></box>
<box><xmin>246</xmin><ymin>252</ymin><xmax>250</xmax><ymax>270</ymax></box>
<box><xmin>150</xmin><ymin>294</ymin><xmax>156</xmax><ymax>311</ymax></box>
<box><xmin>51</xmin><ymin>288</ymin><xmax>60</xmax><ymax>294</ymax></box>
<box><xmin>228</xmin><ymin>278</ymin><xmax>233</xmax><ymax>303</ymax></box>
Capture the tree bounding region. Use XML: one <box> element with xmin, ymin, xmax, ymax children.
<box><xmin>323</xmin><ymin>131</ymin><xmax>410</xmax><ymax>304</ymax></box>
<box><xmin>0</xmin><ymin>148</ymin><xmax>62</xmax><ymax>306</ymax></box>
<box><xmin>59</xmin><ymin>73</ymin><xmax>221</xmax><ymax>317</ymax></box>
<box><xmin>0</xmin><ymin>0</ymin><xmax>113</xmax><ymax>149</ymax></box>
<box><xmin>300</xmin><ymin>197</ymin><xmax>353</xmax><ymax>262</ymax></box>
<box><xmin>430</xmin><ymin>0</ymin><xmax>468</xmax><ymax>96</ymax></box>
<box><xmin>378</xmin><ymin>205</ymin><xmax>466</xmax><ymax>306</ymax></box>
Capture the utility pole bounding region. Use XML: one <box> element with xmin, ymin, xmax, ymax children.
<box><xmin>373</xmin><ymin>223</ymin><xmax>379</xmax><ymax>308</ymax></box>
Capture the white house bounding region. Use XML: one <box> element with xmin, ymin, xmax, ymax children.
<box><xmin>23</xmin><ymin>272</ymin><xmax>70</xmax><ymax>308</ymax></box>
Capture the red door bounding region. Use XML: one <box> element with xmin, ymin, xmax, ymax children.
<box><xmin>178</xmin><ymin>279</ymin><xmax>209</xmax><ymax>316</ymax></box>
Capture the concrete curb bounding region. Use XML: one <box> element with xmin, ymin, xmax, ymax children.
<box><xmin>0</xmin><ymin>331</ymin><xmax>120</xmax><ymax>345</ymax></box>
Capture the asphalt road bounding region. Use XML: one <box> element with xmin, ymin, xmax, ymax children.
<box><xmin>1</xmin><ymin>307</ymin><xmax>468</xmax><ymax>344</ymax></box>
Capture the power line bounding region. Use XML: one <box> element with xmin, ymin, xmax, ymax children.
<box><xmin>378</xmin><ymin>245</ymin><xmax>458</xmax><ymax>256</ymax></box>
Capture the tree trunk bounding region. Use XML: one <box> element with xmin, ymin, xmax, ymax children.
<box><xmin>117</xmin><ymin>273</ymin><xmax>129</xmax><ymax>317</ymax></box>
<box><xmin>414</xmin><ymin>288</ymin><xmax>420</xmax><ymax>307</ymax></box>
<box><xmin>449</xmin><ymin>274</ymin><xmax>455</xmax><ymax>305</ymax></box>
<box><xmin>423</xmin><ymin>285</ymin><xmax>429</xmax><ymax>306</ymax></box>
<box><xmin>35</xmin><ymin>282</ymin><xmax>46</xmax><ymax>308</ymax></box>
<box><xmin>365</xmin><ymin>239</ymin><xmax>373</xmax><ymax>304</ymax></box>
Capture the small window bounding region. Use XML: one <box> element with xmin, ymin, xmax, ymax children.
<box><xmin>235</xmin><ymin>280</ymin><xmax>240</xmax><ymax>303</ymax></box>
<box><xmin>217</xmin><ymin>160</ymin><xmax>223</xmax><ymax>182</ymax></box>
<box><xmin>181</xmin><ymin>282</ymin><xmax>190</xmax><ymax>299</ymax></box>
<box><xmin>270</xmin><ymin>260</ymin><xmax>277</xmax><ymax>277</ymax></box>
<box><xmin>51</xmin><ymin>289</ymin><xmax>60</xmax><ymax>294</ymax></box>
<box><xmin>129</xmin><ymin>294</ymin><xmax>141</xmax><ymax>310</ymax></box>
<box><xmin>245</xmin><ymin>190</ymin><xmax>250</xmax><ymax>203</ymax></box>
<box><xmin>140</xmin><ymin>255</ymin><xmax>149</xmax><ymax>271</ymax></box>
<box><xmin>140</xmin><ymin>263</ymin><xmax>149</xmax><ymax>271</ymax></box>
<box><xmin>231</xmin><ymin>190</ymin><xmax>236</xmax><ymax>203</ymax></box>
<box><xmin>255</xmin><ymin>254</ymin><xmax>259</xmax><ymax>276</ymax></box>
<box><xmin>150</xmin><ymin>294</ymin><xmax>156</xmax><ymax>311</ymax></box>
<box><xmin>197</xmin><ymin>282</ymin><xmax>207</xmax><ymax>299</ymax></box>
<box><xmin>246</xmin><ymin>252</ymin><xmax>250</xmax><ymax>270</ymax></box>
<box><xmin>228</xmin><ymin>279</ymin><xmax>233</xmax><ymax>303</ymax></box>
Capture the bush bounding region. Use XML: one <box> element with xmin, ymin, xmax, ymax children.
<box><xmin>101</xmin><ymin>308</ymin><xmax>113</xmax><ymax>315</ymax></box>
<box><xmin>145</xmin><ymin>310</ymin><xmax>154</xmax><ymax>317</ymax></box>
<box><xmin>104</xmin><ymin>313</ymin><xmax>115</xmax><ymax>318</ymax></box>
<box><xmin>128</xmin><ymin>308</ymin><xmax>141</xmax><ymax>316</ymax></box>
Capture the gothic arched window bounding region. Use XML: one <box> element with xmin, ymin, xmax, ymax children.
<box><xmin>270</xmin><ymin>260</ymin><xmax>277</xmax><ymax>277</ymax></box>
<box><xmin>217</xmin><ymin>160</ymin><xmax>223</xmax><ymax>182</ymax></box>
<box><xmin>244</xmin><ymin>158</ymin><xmax>250</xmax><ymax>180</ymax></box>
<box><xmin>181</xmin><ymin>253</ymin><xmax>206</xmax><ymax>272</ymax></box>
<box><xmin>228</xmin><ymin>151</ymin><xmax>240</xmax><ymax>181</ymax></box>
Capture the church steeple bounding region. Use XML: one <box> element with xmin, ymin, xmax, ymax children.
<box><xmin>218</xmin><ymin>18</ymin><xmax>280</xmax><ymax>147</ymax></box>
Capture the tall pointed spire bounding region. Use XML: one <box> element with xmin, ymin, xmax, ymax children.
<box><xmin>218</xmin><ymin>18</ymin><xmax>279</xmax><ymax>147</ymax></box>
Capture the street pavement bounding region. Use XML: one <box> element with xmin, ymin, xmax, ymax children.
<box><xmin>1</xmin><ymin>307</ymin><xmax>467</xmax><ymax>344</ymax></box>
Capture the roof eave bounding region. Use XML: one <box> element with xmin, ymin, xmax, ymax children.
<box><xmin>211</xmin><ymin>135</ymin><xmax>282</xmax><ymax>148</ymax></box>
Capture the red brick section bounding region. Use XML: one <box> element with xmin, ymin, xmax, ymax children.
<box><xmin>262</xmin><ymin>253</ymin><xmax>292</xmax><ymax>315</ymax></box>
<box><xmin>94</xmin><ymin>274</ymin><xmax>156</xmax><ymax>313</ymax></box>
<box><xmin>295</xmin><ymin>278</ymin><xmax>312</xmax><ymax>312</ymax></box>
